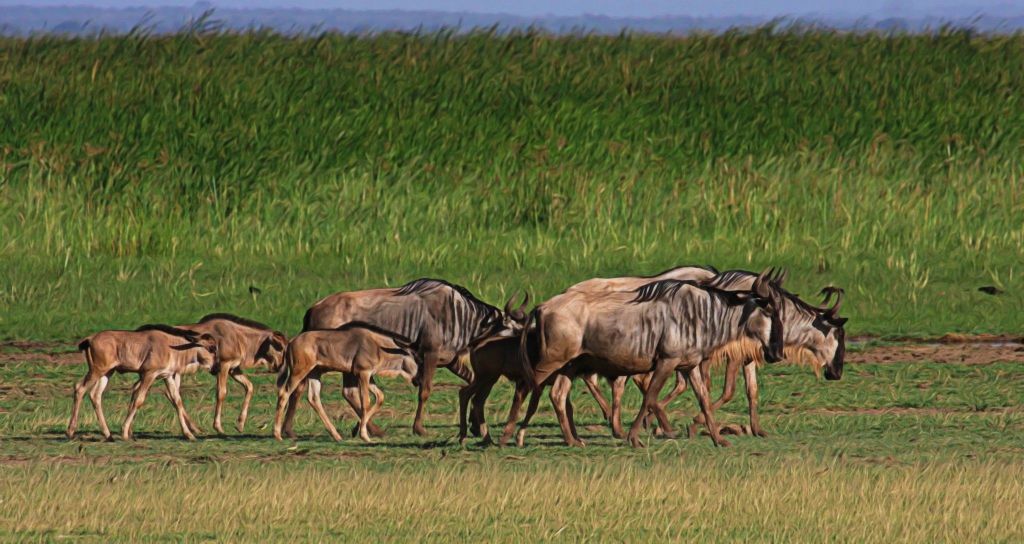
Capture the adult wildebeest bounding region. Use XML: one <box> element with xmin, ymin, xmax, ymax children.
<box><xmin>66</xmin><ymin>325</ymin><xmax>218</xmax><ymax>441</ymax></box>
<box><xmin>519</xmin><ymin>269</ymin><xmax>784</xmax><ymax>448</ymax></box>
<box><xmin>273</xmin><ymin>322</ymin><xmax>423</xmax><ymax>442</ymax></box>
<box><xmin>581</xmin><ymin>269</ymin><xmax>846</xmax><ymax>439</ymax></box>
<box><xmin>302</xmin><ymin>278</ymin><xmax>529</xmax><ymax>436</ymax></box>
<box><xmin>176</xmin><ymin>313</ymin><xmax>287</xmax><ymax>434</ymax></box>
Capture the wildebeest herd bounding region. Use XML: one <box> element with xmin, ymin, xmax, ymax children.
<box><xmin>66</xmin><ymin>265</ymin><xmax>847</xmax><ymax>448</ymax></box>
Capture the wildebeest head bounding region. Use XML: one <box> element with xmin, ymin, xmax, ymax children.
<box><xmin>812</xmin><ymin>287</ymin><xmax>847</xmax><ymax>381</ymax></box>
<box><xmin>256</xmin><ymin>331</ymin><xmax>289</xmax><ymax>373</ymax></box>
<box><xmin>743</xmin><ymin>268</ymin><xmax>786</xmax><ymax>364</ymax></box>
<box><xmin>473</xmin><ymin>291</ymin><xmax>531</xmax><ymax>344</ymax></box>
<box><xmin>172</xmin><ymin>332</ymin><xmax>219</xmax><ymax>371</ymax></box>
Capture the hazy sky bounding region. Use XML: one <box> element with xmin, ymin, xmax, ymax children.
<box><xmin>2</xmin><ymin>1</ymin><xmax>1022</xmax><ymax>18</ymax></box>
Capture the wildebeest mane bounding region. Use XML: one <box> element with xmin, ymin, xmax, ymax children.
<box><xmin>643</xmin><ymin>264</ymin><xmax>719</xmax><ymax>278</ymax></box>
<box><xmin>394</xmin><ymin>278</ymin><xmax>499</xmax><ymax>314</ymax></box>
<box><xmin>198</xmin><ymin>313</ymin><xmax>273</xmax><ymax>331</ymax></box>
<box><xmin>630</xmin><ymin>279</ymin><xmax>693</xmax><ymax>303</ymax></box>
<box><xmin>335</xmin><ymin>321</ymin><xmax>417</xmax><ymax>349</ymax></box>
<box><xmin>133</xmin><ymin>324</ymin><xmax>202</xmax><ymax>340</ymax></box>
<box><xmin>704</xmin><ymin>269</ymin><xmax>824</xmax><ymax>318</ymax></box>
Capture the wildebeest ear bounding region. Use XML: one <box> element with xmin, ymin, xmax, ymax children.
<box><xmin>829</xmin><ymin>317</ymin><xmax>849</xmax><ymax>327</ymax></box>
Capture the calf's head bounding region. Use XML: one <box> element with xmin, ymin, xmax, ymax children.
<box><xmin>256</xmin><ymin>331</ymin><xmax>289</xmax><ymax>373</ymax></box>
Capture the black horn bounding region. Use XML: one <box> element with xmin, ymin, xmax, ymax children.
<box><xmin>504</xmin><ymin>291</ymin><xmax>519</xmax><ymax>314</ymax></box>
<box><xmin>753</xmin><ymin>267</ymin><xmax>773</xmax><ymax>298</ymax></box>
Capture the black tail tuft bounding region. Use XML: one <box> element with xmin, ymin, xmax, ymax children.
<box><xmin>77</xmin><ymin>339</ymin><xmax>90</xmax><ymax>351</ymax></box>
<box><xmin>302</xmin><ymin>307</ymin><xmax>315</xmax><ymax>332</ymax></box>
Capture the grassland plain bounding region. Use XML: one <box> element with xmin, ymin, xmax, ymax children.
<box><xmin>2</xmin><ymin>345</ymin><xmax>1024</xmax><ymax>541</ymax></box>
<box><xmin>2</xmin><ymin>26</ymin><xmax>1024</xmax><ymax>541</ymax></box>
<box><xmin>1</xmin><ymin>27</ymin><xmax>1023</xmax><ymax>339</ymax></box>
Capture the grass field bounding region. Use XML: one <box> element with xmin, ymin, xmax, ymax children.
<box><xmin>2</xmin><ymin>26</ymin><xmax>1024</xmax><ymax>541</ymax></box>
<box><xmin>2</xmin><ymin>344</ymin><xmax>1024</xmax><ymax>540</ymax></box>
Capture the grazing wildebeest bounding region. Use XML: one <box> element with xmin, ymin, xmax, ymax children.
<box><xmin>176</xmin><ymin>313</ymin><xmax>287</xmax><ymax>434</ymax></box>
<box><xmin>273</xmin><ymin>322</ymin><xmax>423</xmax><ymax>442</ymax></box>
<box><xmin>519</xmin><ymin>269</ymin><xmax>784</xmax><ymax>448</ymax></box>
<box><xmin>302</xmin><ymin>278</ymin><xmax>528</xmax><ymax>436</ymax></box>
<box><xmin>66</xmin><ymin>325</ymin><xmax>218</xmax><ymax>441</ymax></box>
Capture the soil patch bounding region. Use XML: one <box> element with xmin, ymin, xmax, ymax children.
<box><xmin>847</xmin><ymin>342</ymin><xmax>1024</xmax><ymax>365</ymax></box>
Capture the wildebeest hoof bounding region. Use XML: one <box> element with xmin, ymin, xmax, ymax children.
<box><xmin>413</xmin><ymin>424</ymin><xmax>428</xmax><ymax>437</ymax></box>
<box><xmin>719</xmin><ymin>423</ymin><xmax>748</xmax><ymax>436</ymax></box>
<box><xmin>104</xmin><ymin>435</ymin><xmax>115</xmax><ymax>443</ymax></box>
<box><xmin>459</xmin><ymin>436</ymin><xmax>468</xmax><ymax>446</ymax></box>
<box><xmin>715</xmin><ymin>437</ymin><xmax>732</xmax><ymax>447</ymax></box>
<box><xmin>627</xmin><ymin>435</ymin><xmax>646</xmax><ymax>448</ymax></box>
<box><xmin>611</xmin><ymin>429</ymin><xmax>625</xmax><ymax>440</ymax></box>
<box><xmin>470</xmin><ymin>424</ymin><xmax>482</xmax><ymax>438</ymax></box>
<box><xmin>235</xmin><ymin>422</ymin><xmax>246</xmax><ymax>433</ymax></box>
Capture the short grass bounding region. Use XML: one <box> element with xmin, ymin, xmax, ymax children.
<box><xmin>2</xmin><ymin>349</ymin><xmax>1024</xmax><ymax>540</ymax></box>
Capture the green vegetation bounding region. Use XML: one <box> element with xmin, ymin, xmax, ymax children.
<box><xmin>1</xmin><ymin>28</ymin><xmax>1023</xmax><ymax>340</ymax></box>
<box><xmin>2</xmin><ymin>349</ymin><xmax>1024</xmax><ymax>540</ymax></box>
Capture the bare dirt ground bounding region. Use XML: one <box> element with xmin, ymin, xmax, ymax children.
<box><xmin>4</xmin><ymin>335</ymin><xmax>1024</xmax><ymax>367</ymax></box>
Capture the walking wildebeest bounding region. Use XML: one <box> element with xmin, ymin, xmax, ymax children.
<box><xmin>273</xmin><ymin>322</ymin><xmax>423</xmax><ymax>442</ymax></box>
<box><xmin>579</xmin><ymin>269</ymin><xmax>846</xmax><ymax>439</ymax></box>
<box><xmin>519</xmin><ymin>269</ymin><xmax>785</xmax><ymax>448</ymax></box>
<box><xmin>66</xmin><ymin>324</ymin><xmax>218</xmax><ymax>441</ymax></box>
<box><xmin>302</xmin><ymin>278</ymin><xmax>529</xmax><ymax>436</ymax></box>
<box><xmin>176</xmin><ymin>313</ymin><xmax>287</xmax><ymax>434</ymax></box>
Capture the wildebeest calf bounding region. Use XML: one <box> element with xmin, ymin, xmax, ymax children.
<box><xmin>66</xmin><ymin>324</ymin><xmax>218</xmax><ymax>441</ymax></box>
<box><xmin>273</xmin><ymin>322</ymin><xmax>422</xmax><ymax>443</ymax></box>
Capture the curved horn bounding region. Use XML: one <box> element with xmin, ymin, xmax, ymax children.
<box><xmin>504</xmin><ymin>291</ymin><xmax>519</xmax><ymax>314</ymax></box>
<box><xmin>517</xmin><ymin>291</ymin><xmax>530</xmax><ymax>313</ymax></box>
<box><xmin>774</xmin><ymin>268</ymin><xmax>788</xmax><ymax>286</ymax></box>
<box><xmin>827</xmin><ymin>289</ymin><xmax>844</xmax><ymax>318</ymax></box>
<box><xmin>754</xmin><ymin>267</ymin><xmax>772</xmax><ymax>298</ymax></box>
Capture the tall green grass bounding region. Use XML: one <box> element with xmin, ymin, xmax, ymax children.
<box><xmin>1</xmin><ymin>27</ymin><xmax>1022</xmax><ymax>340</ymax></box>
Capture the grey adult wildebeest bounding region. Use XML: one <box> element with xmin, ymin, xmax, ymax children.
<box><xmin>273</xmin><ymin>322</ymin><xmax>423</xmax><ymax>442</ymax></box>
<box><xmin>519</xmin><ymin>269</ymin><xmax>785</xmax><ymax>448</ymax></box>
<box><xmin>302</xmin><ymin>278</ymin><xmax>529</xmax><ymax>436</ymax></box>
<box><xmin>67</xmin><ymin>324</ymin><xmax>219</xmax><ymax>441</ymax></box>
<box><xmin>176</xmin><ymin>313</ymin><xmax>287</xmax><ymax>434</ymax></box>
<box><xmin>578</xmin><ymin>268</ymin><xmax>847</xmax><ymax>439</ymax></box>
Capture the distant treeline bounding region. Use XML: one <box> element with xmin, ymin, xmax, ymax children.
<box><xmin>2</xmin><ymin>5</ymin><xmax>1024</xmax><ymax>36</ymax></box>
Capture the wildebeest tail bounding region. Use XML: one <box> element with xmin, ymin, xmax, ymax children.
<box><xmin>276</xmin><ymin>346</ymin><xmax>293</xmax><ymax>390</ymax></box>
<box><xmin>301</xmin><ymin>307</ymin><xmax>315</xmax><ymax>332</ymax></box>
<box><xmin>77</xmin><ymin>338</ymin><xmax>90</xmax><ymax>351</ymax></box>
<box><xmin>518</xmin><ymin>307</ymin><xmax>540</xmax><ymax>391</ymax></box>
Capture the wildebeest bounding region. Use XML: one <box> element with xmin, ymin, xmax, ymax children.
<box><xmin>519</xmin><ymin>269</ymin><xmax>784</xmax><ymax>448</ymax></box>
<box><xmin>584</xmin><ymin>270</ymin><xmax>846</xmax><ymax>439</ymax></box>
<box><xmin>66</xmin><ymin>324</ymin><xmax>218</xmax><ymax>441</ymax></box>
<box><xmin>273</xmin><ymin>322</ymin><xmax>423</xmax><ymax>442</ymax></box>
<box><xmin>176</xmin><ymin>313</ymin><xmax>287</xmax><ymax>434</ymax></box>
<box><xmin>302</xmin><ymin>278</ymin><xmax>529</xmax><ymax>436</ymax></box>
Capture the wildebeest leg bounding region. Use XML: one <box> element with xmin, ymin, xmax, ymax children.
<box><xmin>121</xmin><ymin>373</ymin><xmax>158</xmax><ymax>441</ymax></box>
<box><xmin>213</xmin><ymin>363</ymin><xmax>232</xmax><ymax>434</ymax></box>
<box><xmin>550</xmin><ymin>373</ymin><xmax>584</xmax><ymax>447</ymax></box>
<box><xmin>471</xmin><ymin>381</ymin><xmax>496</xmax><ymax>445</ymax></box>
<box><xmin>447</xmin><ymin>356</ymin><xmax>484</xmax><ymax>436</ymax></box>
<box><xmin>412</xmin><ymin>356</ymin><xmax>441</xmax><ymax>437</ymax></box>
<box><xmin>68</xmin><ymin>369</ymin><xmax>106</xmax><ymax>439</ymax></box>
<box><xmin>498</xmin><ymin>381</ymin><xmax>529</xmax><ymax>448</ymax></box>
<box><xmin>283</xmin><ymin>380</ymin><xmax>306</xmax><ymax>440</ymax></box>
<box><xmin>306</xmin><ymin>374</ymin><xmax>343</xmax><ymax>442</ymax></box>
<box><xmin>688</xmin><ymin>357</ymin><xmax>741</xmax><ymax>439</ymax></box>
<box><xmin>357</xmin><ymin>373</ymin><xmax>380</xmax><ymax>443</ymax></box>
<box><xmin>688</xmin><ymin>365</ymin><xmax>731</xmax><ymax>447</ymax></box>
<box><xmin>164</xmin><ymin>374</ymin><xmax>198</xmax><ymax>441</ymax></box>
<box><xmin>650</xmin><ymin>370</ymin><xmax>688</xmax><ymax>435</ymax></box>
<box><xmin>580</xmin><ymin>372</ymin><xmax>613</xmax><ymax>422</ymax></box>
<box><xmin>90</xmin><ymin>373</ymin><xmax>114</xmax><ymax>441</ymax></box>
<box><xmin>458</xmin><ymin>380</ymin><xmax>477</xmax><ymax>445</ymax></box>
<box><xmin>515</xmin><ymin>385</ymin><xmax>545</xmax><ymax>448</ymax></box>
<box><xmin>274</xmin><ymin>370</ymin><xmax>308</xmax><ymax>441</ymax></box>
<box><xmin>626</xmin><ymin>363</ymin><xmax>675</xmax><ymax>448</ymax></box>
<box><xmin>744</xmin><ymin>362</ymin><xmax>768</xmax><ymax>437</ymax></box>
<box><xmin>230</xmin><ymin>369</ymin><xmax>255</xmax><ymax>433</ymax></box>
<box><xmin>344</xmin><ymin>375</ymin><xmax>386</xmax><ymax>438</ymax></box>
<box><xmin>608</xmin><ymin>375</ymin><xmax>627</xmax><ymax>439</ymax></box>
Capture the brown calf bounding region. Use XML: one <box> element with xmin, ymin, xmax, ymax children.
<box><xmin>66</xmin><ymin>324</ymin><xmax>218</xmax><ymax>441</ymax></box>
<box><xmin>273</xmin><ymin>322</ymin><xmax>422</xmax><ymax>443</ymax></box>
